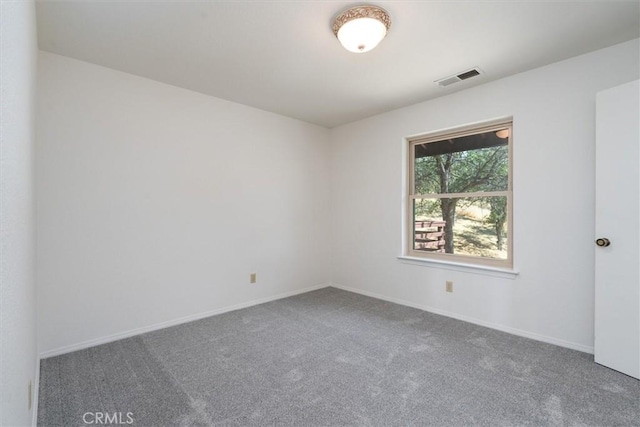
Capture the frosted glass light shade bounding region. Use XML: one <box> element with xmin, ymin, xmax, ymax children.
<box><xmin>332</xmin><ymin>5</ymin><xmax>391</xmax><ymax>54</ymax></box>
<box><xmin>337</xmin><ymin>17</ymin><xmax>387</xmax><ymax>53</ymax></box>
<box><xmin>496</xmin><ymin>129</ymin><xmax>510</xmax><ymax>139</ymax></box>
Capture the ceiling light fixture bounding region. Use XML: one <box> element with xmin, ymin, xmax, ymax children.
<box><xmin>496</xmin><ymin>129</ymin><xmax>510</xmax><ymax>139</ymax></box>
<box><xmin>332</xmin><ymin>5</ymin><xmax>391</xmax><ymax>53</ymax></box>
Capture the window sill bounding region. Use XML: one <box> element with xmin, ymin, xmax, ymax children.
<box><xmin>397</xmin><ymin>255</ymin><xmax>519</xmax><ymax>279</ymax></box>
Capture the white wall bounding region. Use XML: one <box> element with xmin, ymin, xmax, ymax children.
<box><xmin>37</xmin><ymin>52</ymin><xmax>331</xmax><ymax>355</ymax></box>
<box><xmin>1</xmin><ymin>1</ymin><xmax>39</xmax><ymax>425</ymax></box>
<box><xmin>330</xmin><ymin>39</ymin><xmax>640</xmax><ymax>352</ymax></box>
<box><xmin>35</xmin><ymin>37</ymin><xmax>639</xmax><ymax>357</ymax></box>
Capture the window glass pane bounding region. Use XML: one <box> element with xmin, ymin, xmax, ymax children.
<box><xmin>413</xmin><ymin>196</ymin><xmax>508</xmax><ymax>260</ymax></box>
<box><xmin>414</xmin><ymin>128</ymin><xmax>509</xmax><ymax>194</ymax></box>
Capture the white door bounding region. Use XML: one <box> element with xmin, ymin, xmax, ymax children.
<box><xmin>594</xmin><ymin>79</ymin><xmax>639</xmax><ymax>379</ymax></box>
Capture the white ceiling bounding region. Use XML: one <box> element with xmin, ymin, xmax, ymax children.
<box><xmin>36</xmin><ymin>0</ymin><xmax>639</xmax><ymax>128</ymax></box>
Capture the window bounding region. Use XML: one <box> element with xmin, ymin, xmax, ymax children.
<box><xmin>407</xmin><ymin>119</ymin><xmax>512</xmax><ymax>268</ymax></box>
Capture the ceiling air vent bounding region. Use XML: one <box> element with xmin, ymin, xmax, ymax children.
<box><xmin>435</xmin><ymin>67</ymin><xmax>482</xmax><ymax>87</ymax></box>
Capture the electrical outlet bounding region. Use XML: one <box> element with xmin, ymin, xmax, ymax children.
<box><xmin>28</xmin><ymin>380</ymin><xmax>32</xmax><ymax>410</ymax></box>
<box><xmin>250</xmin><ymin>273</ymin><xmax>257</xmax><ymax>284</ymax></box>
<box><xmin>446</xmin><ymin>281</ymin><xmax>453</xmax><ymax>293</ymax></box>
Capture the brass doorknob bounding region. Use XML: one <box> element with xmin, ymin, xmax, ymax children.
<box><xmin>595</xmin><ymin>238</ymin><xmax>611</xmax><ymax>247</ymax></box>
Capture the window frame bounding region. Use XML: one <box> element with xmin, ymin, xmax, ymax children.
<box><xmin>406</xmin><ymin>118</ymin><xmax>513</xmax><ymax>269</ymax></box>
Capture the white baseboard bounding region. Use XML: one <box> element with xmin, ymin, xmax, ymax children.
<box><xmin>32</xmin><ymin>355</ymin><xmax>40</xmax><ymax>427</ymax></box>
<box><xmin>330</xmin><ymin>283</ymin><xmax>594</xmax><ymax>354</ymax></box>
<box><xmin>40</xmin><ymin>283</ymin><xmax>331</xmax><ymax>359</ymax></box>
<box><xmin>39</xmin><ymin>281</ymin><xmax>593</xmax><ymax>359</ymax></box>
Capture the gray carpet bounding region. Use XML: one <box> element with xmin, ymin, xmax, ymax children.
<box><xmin>38</xmin><ymin>287</ymin><xmax>639</xmax><ymax>426</ymax></box>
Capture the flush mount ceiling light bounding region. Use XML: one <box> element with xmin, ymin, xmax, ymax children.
<box><xmin>496</xmin><ymin>129</ymin><xmax>510</xmax><ymax>139</ymax></box>
<box><xmin>332</xmin><ymin>5</ymin><xmax>391</xmax><ymax>53</ymax></box>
